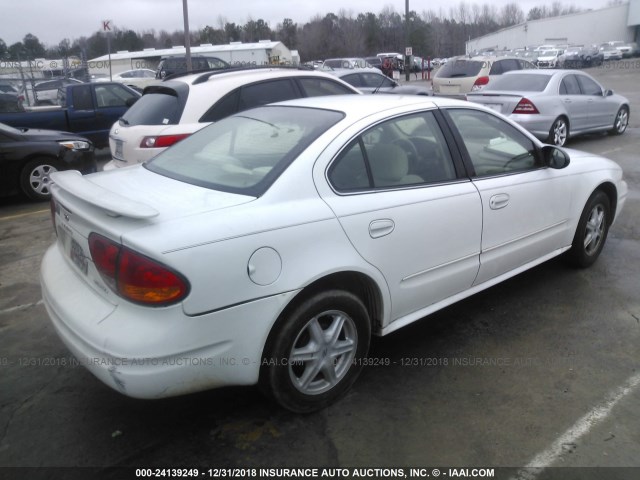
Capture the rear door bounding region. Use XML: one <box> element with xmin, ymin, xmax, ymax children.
<box><xmin>318</xmin><ymin>110</ymin><xmax>482</xmax><ymax>321</ymax></box>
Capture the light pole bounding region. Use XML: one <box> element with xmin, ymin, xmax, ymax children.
<box><xmin>405</xmin><ymin>0</ymin><xmax>411</xmax><ymax>81</ymax></box>
<box><xmin>183</xmin><ymin>0</ymin><xmax>192</xmax><ymax>71</ymax></box>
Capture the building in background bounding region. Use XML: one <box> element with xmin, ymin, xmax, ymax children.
<box><xmin>466</xmin><ymin>2</ymin><xmax>639</xmax><ymax>54</ymax></box>
<box><xmin>87</xmin><ymin>41</ymin><xmax>297</xmax><ymax>77</ymax></box>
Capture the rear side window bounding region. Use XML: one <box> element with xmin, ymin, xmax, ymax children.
<box><xmin>298</xmin><ymin>77</ymin><xmax>355</xmax><ymax>96</ymax></box>
<box><xmin>436</xmin><ymin>60</ymin><xmax>484</xmax><ymax>78</ymax></box>
<box><xmin>121</xmin><ymin>91</ymin><xmax>182</xmax><ymax>125</ymax></box>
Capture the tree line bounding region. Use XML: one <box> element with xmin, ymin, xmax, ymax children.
<box><xmin>0</xmin><ymin>1</ymin><xmax>586</xmax><ymax>64</ymax></box>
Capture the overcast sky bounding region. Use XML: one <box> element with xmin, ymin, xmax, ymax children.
<box><xmin>2</xmin><ymin>0</ymin><xmax>611</xmax><ymax>47</ymax></box>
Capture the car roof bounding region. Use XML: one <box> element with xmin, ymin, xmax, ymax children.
<box><xmin>267</xmin><ymin>93</ymin><xmax>469</xmax><ymax>119</ymax></box>
<box><xmin>502</xmin><ymin>69</ymin><xmax>576</xmax><ymax>77</ymax></box>
<box><xmin>171</xmin><ymin>67</ymin><xmax>349</xmax><ymax>86</ymax></box>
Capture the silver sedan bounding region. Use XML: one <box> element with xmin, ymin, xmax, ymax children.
<box><xmin>328</xmin><ymin>68</ymin><xmax>431</xmax><ymax>95</ymax></box>
<box><xmin>466</xmin><ymin>70</ymin><xmax>629</xmax><ymax>146</ymax></box>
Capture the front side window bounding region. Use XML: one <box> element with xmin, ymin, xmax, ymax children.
<box><xmin>447</xmin><ymin>109</ymin><xmax>538</xmax><ymax>176</ymax></box>
<box><xmin>147</xmin><ymin>106</ymin><xmax>343</xmax><ymax>196</ymax></box>
<box><xmin>238</xmin><ymin>79</ymin><xmax>299</xmax><ymax>110</ymax></box>
<box><xmin>560</xmin><ymin>75</ymin><xmax>581</xmax><ymax>95</ymax></box>
<box><xmin>328</xmin><ymin>111</ymin><xmax>457</xmax><ymax>191</ymax></box>
<box><xmin>576</xmin><ymin>75</ymin><xmax>602</xmax><ymax>96</ymax></box>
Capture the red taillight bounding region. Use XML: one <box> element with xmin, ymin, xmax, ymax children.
<box><xmin>471</xmin><ymin>76</ymin><xmax>490</xmax><ymax>91</ymax></box>
<box><xmin>140</xmin><ymin>134</ymin><xmax>190</xmax><ymax>149</ymax></box>
<box><xmin>513</xmin><ymin>98</ymin><xmax>540</xmax><ymax>114</ymax></box>
<box><xmin>88</xmin><ymin>233</ymin><xmax>189</xmax><ymax>305</ymax></box>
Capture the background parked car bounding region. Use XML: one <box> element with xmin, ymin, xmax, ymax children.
<box><xmin>19</xmin><ymin>78</ymin><xmax>84</xmax><ymax>106</ymax></box>
<box><xmin>432</xmin><ymin>55</ymin><xmax>536</xmax><ymax>97</ymax></box>
<box><xmin>600</xmin><ymin>44</ymin><xmax>623</xmax><ymax>61</ymax></box>
<box><xmin>321</xmin><ymin>58</ymin><xmax>371</xmax><ymax>69</ymax></box>
<box><xmin>106</xmin><ymin>66</ymin><xmax>361</xmax><ymax>169</ymax></box>
<box><xmin>536</xmin><ymin>49</ymin><xmax>564</xmax><ymax>68</ymax></box>
<box><xmin>606</xmin><ymin>40</ymin><xmax>635</xmax><ymax>57</ymax></box>
<box><xmin>0</xmin><ymin>122</ymin><xmax>96</xmax><ymax>200</ymax></box>
<box><xmin>558</xmin><ymin>45</ymin><xmax>603</xmax><ymax>68</ymax></box>
<box><xmin>329</xmin><ymin>68</ymin><xmax>431</xmax><ymax>95</ymax></box>
<box><xmin>466</xmin><ymin>69</ymin><xmax>629</xmax><ymax>146</ymax></box>
<box><xmin>95</xmin><ymin>69</ymin><xmax>158</xmax><ymax>91</ymax></box>
<box><xmin>155</xmin><ymin>55</ymin><xmax>230</xmax><ymax>79</ymax></box>
<box><xmin>0</xmin><ymin>92</ymin><xmax>24</xmax><ymax>113</ymax></box>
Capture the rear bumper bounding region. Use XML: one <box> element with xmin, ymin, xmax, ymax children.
<box><xmin>41</xmin><ymin>243</ymin><xmax>298</xmax><ymax>399</ymax></box>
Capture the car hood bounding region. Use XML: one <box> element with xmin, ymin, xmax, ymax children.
<box><xmin>19</xmin><ymin>128</ymin><xmax>89</xmax><ymax>142</ymax></box>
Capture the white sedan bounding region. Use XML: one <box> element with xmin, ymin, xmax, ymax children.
<box><xmin>42</xmin><ymin>95</ymin><xmax>627</xmax><ymax>412</ymax></box>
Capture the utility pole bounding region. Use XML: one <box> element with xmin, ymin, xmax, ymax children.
<box><xmin>183</xmin><ymin>0</ymin><xmax>192</xmax><ymax>71</ymax></box>
<box><xmin>405</xmin><ymin>0</ymin><xmax>411</xmax><ymax>81</ymax></box>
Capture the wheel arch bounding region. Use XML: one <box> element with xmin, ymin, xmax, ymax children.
<box><xmin>260</xmin><ymin>270</ymin><xmax>384</xmax><ymax>364</ymax></box>
<box><xmin>595</xmin><ymin>181</ymin><xmax>618</xmax><ymax>225</ymax></box>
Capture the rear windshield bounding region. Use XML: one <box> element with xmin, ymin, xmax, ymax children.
<box><xmin>437</xmin><ymin>60</ymin><xmax>484</xmax><ymax>78</ymax></box>
<box><xmin>146</xmin><ymin>106</ymin><xmax>344</xmax><ymax>197</ymax></box>
<box><xmin>485</xmin><ymin>74</ymin><xmax>551</xmax><ymax>92</ymax></box>
<box><xmin>120</xmin><ymin>90</ymin><xmax>183</xmax><ymax>126</ymax></box>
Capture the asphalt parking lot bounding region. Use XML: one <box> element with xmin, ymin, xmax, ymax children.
<box><xmin>1</xmin><ymin>62</ymin><xmax>639</xmax><ymax>480</ymax></box>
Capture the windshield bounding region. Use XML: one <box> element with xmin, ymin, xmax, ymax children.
<box><xmin>485</xmin><ymin>74</ymin><xmax>551</xmax><ymax>92</ymax></box>
<box><xmin>540</xmin><ymin>50</ymin><xmax>559</xmax><ymax>56</ymax></box>
<box><xmin>146</xmin><ymin>106</ymin><xmax>344</xmax><ymax>196</ymax></box>
<box><xmin>121</xmin><ymin>87</ymin><xmax>184</xmax><ymax>126</ymax></box>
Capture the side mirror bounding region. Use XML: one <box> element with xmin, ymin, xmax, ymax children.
<box><xmin>542</xmin><ymin>145</ymin><xmax>570</xmax><ymax>169</ymax></box>
<box><xmin>604</xmin><ymin>89</ymin><xmax>614</xmax><ymax>97</ymax></box>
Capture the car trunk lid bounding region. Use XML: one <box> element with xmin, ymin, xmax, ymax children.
<box><xmin>49</xmin><ymin>167</ymin><xmax>255</xmax><ymax>304</ymax></box>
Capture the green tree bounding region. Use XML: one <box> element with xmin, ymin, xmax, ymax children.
<box><xmin>22</xmin><ymin>33</ymin><xmax>46</xmax><ymax>58</ymax></box>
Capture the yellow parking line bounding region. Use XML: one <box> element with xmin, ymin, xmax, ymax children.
<box><xmin>0</xmin><ymin>209</ymin><xmax>49</xmax><ymax>222</ymax></box>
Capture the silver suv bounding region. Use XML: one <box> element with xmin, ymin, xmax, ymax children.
<box><xmin>106</xmin><ymin>67</ymin><xmax>361</xmax><ymax>170</ymax></box>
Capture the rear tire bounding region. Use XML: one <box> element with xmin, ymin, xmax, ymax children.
<box><xmin>19</xmin><ymin>157</ymin><xmax>61</xmax><ymax>201</ymax></box>
<box><xmin>565</xmin><ymin>191</ymin><xmax>611</xmax><ymax>268</ymax></box>
<box><xmin>260</xmin><ymin>290</ymin><xmax>371</xmax><ymax>413</ymax></box>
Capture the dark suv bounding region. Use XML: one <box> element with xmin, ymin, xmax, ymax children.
<box><xmin>155</xmin><ymin>56</ymin><xmax>230</xmax><ymax>79</ymax></box>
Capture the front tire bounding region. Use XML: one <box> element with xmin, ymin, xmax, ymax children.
<box><xmin>565</xmin><ymin>191</ymin><xmax>611</xmax><ymax>268</ymax></box>
<box><xmin>19</xmin><ymin>158</ymin><xmax>61</xmax><ymax>201</ymax></box>
<box><xmin>260</xmin><ymin>290</ymin><xmax>371</xmax><ymax>413</ymax></box>
<box><xmin>548</xmin><ymin>117</ymin><xmax>569</xmax><ymax>146</ymax></box>
<box><xmin>610</xmin><ymin>106</ymin><xmax>629</xmax><ymax>135</ymax></box>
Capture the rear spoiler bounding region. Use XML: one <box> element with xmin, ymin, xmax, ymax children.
<box><xmin>51</xmin><ymin>170</ymin><xmax>159</xmax><ymax>219</ymax></box>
